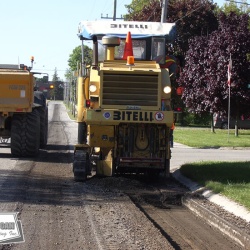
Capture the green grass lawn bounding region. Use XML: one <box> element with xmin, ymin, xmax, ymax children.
<box><xmin>64</xmin><ymin>102</ymin><xmax>77</xmax><ymax>120</ymax></box>
<box><xmin>174</xmin><ymin>127</ymin><xmax>250</xmax><ymax>148</ymax></box>
<box><xmin>174</xmin><ymin>127</ymin><xmax>250</xmax><ymax>211</ymax></box>
<box><xmin>180</xmin><ymin>161</ymin><xmax>250</xmax><ymax>210</ymax></box>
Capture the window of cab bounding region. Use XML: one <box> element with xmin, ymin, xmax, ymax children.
<box><xmin>97</xmin><ymin>36</ymin><xmax>166</xmax><ymax>63</ymax></box>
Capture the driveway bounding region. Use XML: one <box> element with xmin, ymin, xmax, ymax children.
<box><xmin>170</xmin><ymin>142</ymin><xmax>250</xmax><ymax>172</ymax></box>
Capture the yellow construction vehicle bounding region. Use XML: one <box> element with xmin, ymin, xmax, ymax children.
<box><xmin>74</xmin><ymin>20</ymin><xmax>176</xmax><ymax>181</ymax></box>
<box><xmin>0</xmin><ymin>58</ymin><xmax>48</xmax><ymax>156</ymax></box>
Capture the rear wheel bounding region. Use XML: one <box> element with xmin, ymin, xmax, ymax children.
<box><xmin>11</xmin><ymin>109</ymin><xmax>40</xmax><ymax>157</ymax></box>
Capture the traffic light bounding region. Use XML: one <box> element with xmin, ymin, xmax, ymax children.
<box><xmin>50</xmin><ymin>84</ymin><xmax>54</xmax><ymax>89</ymax></box>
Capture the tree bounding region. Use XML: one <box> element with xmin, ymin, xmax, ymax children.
<box><xmin>221</xmin><ymin>0</ymin><xmax>250</xmax><ymax>15</ymax></box>
<box><xmin>177</xmin><ymin>36</ymin><xmax>210</xmax><ymax>113</ymax></box>
<box><xmin>124</xmin><ymin>0</ymin><xmax>151</xmax><ymax>20</ymax></box>
<box><xmin>52</xmin><ymin>68</ymin><xmax>59</xmax><ymax>82</ymax></box>
<box><xmin>125</xmin><ymin>0</ymin><xmax>218</xmax><ymax>53</ymax></box>
<box><xmin>168</xmin><ymin>0</ymin><xmax>218</xmax><ymax>53</ymax></box>
<box><xmin>67</xmin><ymin>45</ymin><xmax>93</xmax><ymax>72</ymax></box>
<box><xmin>35</xmin><ymin>76</ymin><xmax>48</xmax><ymax>83</ymax></box>
<box><xmin>178</xmin><ymin>12</ymin><xmax>250</xmax><ymax>120</ymax></box>
<box><xmin>65</xmin><ymin>44</ymin><xmax>93</xmax><ymax>84</ymax></box>
<box><xmin>51</xmin><ymin>68</ymin><xmax>64</xmax><ymax>100</ymax></box>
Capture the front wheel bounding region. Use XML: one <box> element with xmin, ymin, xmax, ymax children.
<box><xmin>73</xmin><ymin>150</ymin><xmax>91</xmax><ymax>182</ymax></box>
<box><xmin>11</xmin><ymin>109</ymin><xmax>40</xmax><ymax>157</ymax></box>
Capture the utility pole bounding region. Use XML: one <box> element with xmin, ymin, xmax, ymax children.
<box><xmin>101</xmin><ymin>0</ymin><xmax>124</xmax><ymax>20</ymax></box>
<box><xmin>113</xmin><ymin>0</ymin><xmax>117</xmax><ymax>21</ymax></box>
<box><xmin>161</xmin><ymin>0</ymin><xmax>168</xmax><ymax>23</ymax></box>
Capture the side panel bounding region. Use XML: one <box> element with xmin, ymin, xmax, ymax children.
<box><xmin>88</xmin><ymin>125</ymin><xmax>115</xmax><ymax>147</ymax></box>
<box><xmin>0</xmin><ymin>71</ymin><xmax>34</xmax><ymax>113</ymax></box>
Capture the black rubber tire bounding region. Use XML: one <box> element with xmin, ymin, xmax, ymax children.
<box><xmin>73</xmin><ymin>150</ymin><xmax>90</xmax><ymax>182</ymax></box>
<box><xmin>34</xmin><ymin>91</ymin><xmax>46</xmax><ymax>107</ymax></box>
<box><xmin>73</xmin><ymin>161</ymin><xmax>87</xmax><ymax>182</ymax></box>
<box><xmin>38</xmin><ymin>106</ymin><xmax>48</xmax><ymax>148</ymax></box>
<box><xmin>11</xmin><ymin>109</ymin><xmax>40</xmax><ymax>157</ymax></box>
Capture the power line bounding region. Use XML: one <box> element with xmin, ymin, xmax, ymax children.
<box><xmin>33</xmin><ymin>68</ymin><xmax>67</xmax><ymax>72</ymax></box>
<box><xmin>117</xmin><ymin>0</ymin><xmax>126</xmax><ymax>9</ymax></box>
<box><xmin>174</xmin><ymin>5</ymin><xmax>203</xmax><ymax>23</ymax></box>
<box><xmin>101</xmin><ymin>0</ymin><xmax>110</xmax><ymax>15</ymax></box>
<box><xmin>101</xmin><ymin>0</ymin><xmax>124</xmax><ymax>20</ymax></box>
<box><xmin>225</xmin><ymin>0</ymin><xmax>250</xmax><ymax>5</ymax></box>
<box><xmin>89</xmin><ymin>0</ymin><xmax>97</xmax><ymax>20</ymax></box>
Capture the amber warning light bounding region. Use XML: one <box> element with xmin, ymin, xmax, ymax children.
<box><xmin>127</xmin><ymin>56</ymin><xmax>134</xmax><ymax>66</ymax></box>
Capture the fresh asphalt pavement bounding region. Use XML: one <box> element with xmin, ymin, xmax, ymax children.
<box><xmin>170</xmin><ymin>142</ymin><xmax>250</xmax><ymax>223</ymax></box>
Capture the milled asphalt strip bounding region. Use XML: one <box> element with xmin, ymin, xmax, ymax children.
<box><xmin>84</xmin><ymin>203</ymin><xmax>105</xmax><ymax>250</ymax></box>
<box><xmin>172</xmin><ymin>170</ymin><xmax>250</xmax><ymax>249</ymax></box>
<box><xmin>182</xmin><ymin>197</ymin><xmax>250</xmax><ymax>249</ymax></box>
<box><xmin>172</xmin><ymin>169</ymin><xmax>250</xmax><ymax>222</ymax></box>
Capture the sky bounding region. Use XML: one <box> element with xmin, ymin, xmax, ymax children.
<box><xmin>0</xmin><ymin>0</ymin><xmax>225</xmax><ymax>81</ymax></box>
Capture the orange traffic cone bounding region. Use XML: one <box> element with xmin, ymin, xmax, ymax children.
<box><xmin>123</xmin><ymin>31</ymin><xmax>133</xmax><ymax>60</ymax></box>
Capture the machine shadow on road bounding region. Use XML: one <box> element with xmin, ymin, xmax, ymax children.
<box><xmin>1</xmin><ymin>143</ymin><xmax>185</xmax><ymax>208</ymax></box>
<box><xmin>34</xmin><ymin>144</ymin><xmax>75</xmax><ymax>164</ymax></box>
<box><xmin>0</xmin><ymin>167</ymin><xmax>88</xmax><ymax>206</ymax></box>
<box><xmin>0</xmin><ymin>152</ymin><xmax>12</xmax><ymax>158</ymax></box>
<box><xmin>0</xmin><ymin>142</ymin><xmax>90</xmax><ymax>206</ymax></box>
<box><xmin>0</xmin><ymin>143</ymin><xmax>74</xmax><ymax>162</ymax></box>
<box><xmin>45</xmin><ymin>144</ymin><xmax>74</xmax><ymax>151</ymax></box>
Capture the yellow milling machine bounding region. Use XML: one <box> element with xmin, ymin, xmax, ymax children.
<box><xmin>74</xmin><ymin>20</ymin><xmax>176</xmax><ymax>181</ymax></box>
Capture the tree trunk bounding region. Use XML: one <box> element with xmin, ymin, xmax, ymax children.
<box><xmin>235</xmin><ymin>101</ymin><xmax>239</xmax><ymax>137</ymax></box>
<box><xmin>211</xmin><ymin>114</ymin><xmax>215</xmax><ymax>133</ymax></box>
<box><xmin>235</xmin><ymin>115</ymin><xmax>239</xmax><ymax>137</ymax></box>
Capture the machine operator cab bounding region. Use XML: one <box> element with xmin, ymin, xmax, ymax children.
<box><xmin>77</xmin><ymin>20</ymin><xmax>176</xmax><ymax>65</ymax></box>
<box><xmin>77</xmin><ymin>20</ymin><xmax>177</xmax><ymax>112</ymax></box>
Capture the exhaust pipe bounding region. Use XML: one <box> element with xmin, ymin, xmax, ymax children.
<box><xmin>92</xmin><ymin>35</ymin><xmax>98</xmax><ymax>68</ymax></box>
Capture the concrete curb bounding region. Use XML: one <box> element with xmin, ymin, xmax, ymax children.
<box><xmin>172</xmin><ymin>169</ymin><xmax>250</xmax><ymax>222</ymax></box>
<box><xmin>172</xmin><ymin>169</ymin><xmax>250</xmax><ymax>248</ymax></box>
<box><xmin>182</xmin><ymin>197</ymin><xmax>250</xmax><ymax>249</ymax></box>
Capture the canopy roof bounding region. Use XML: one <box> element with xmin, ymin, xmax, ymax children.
<box><xmin>78</xmin><ymin>20</ymin><xmax>176</xmax><ymax>41</ymax></box>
